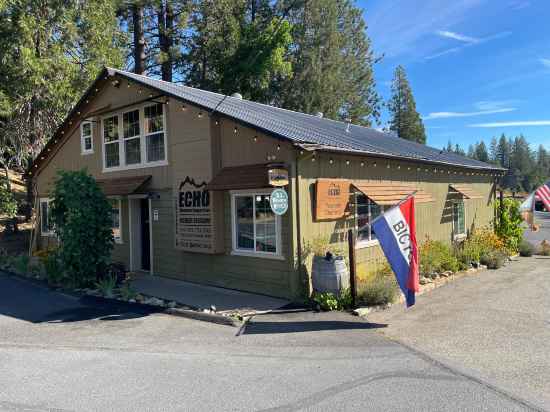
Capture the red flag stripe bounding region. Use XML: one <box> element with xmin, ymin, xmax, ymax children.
<box><xmin>536</xmin><ymin>184</ymin><xmax>550</xmax><ymax>211</ymax></box>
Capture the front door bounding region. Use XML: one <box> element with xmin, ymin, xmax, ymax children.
<box><xmin>140</xmin><ymin>198</ymin><xmax>151</xmax><ymax>271</ymax></box>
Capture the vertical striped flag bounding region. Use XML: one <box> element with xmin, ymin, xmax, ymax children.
<box><xmin>536</xmin><ymin>182</ymin><xmax>550</xmax><ymax>212</ymax></box>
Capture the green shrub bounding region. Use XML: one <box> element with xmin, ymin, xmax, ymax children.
<box><xmin>358</xmin><ymin>272</ymin><xmax>398</xmax><ymax>306</ymax></box>
<box><xmin>537</xmin><ymin>241</ymin><xmax>550</xmax><ymax>256</ymax></box>
<box><xmin>50</xmin><ymin>170</ymin><xmax>114</xmax><ymax>288</ymax></box>
<box><xmin>95</xmin><ymin>274</ymin><xmax>117</xmax><ymax>298</ymax></box>
<box><xmin>419</xmin><ymin>239</ymin><xmax>459</xmax><ymax>275</ymax></box>
<box><xmin>13</xmin><ymin>254</ymin><xmax>29</xmax><ymax>274</ymax></box>
<box><xmin>518</xmin><ymin>241</ymin><xmax>535</xmax><ymax>257</ymax></box>
<box><xmin>118</xmin><ymin>282</ymin><xmax>137</xmax><ymax>301</ymax></box>
<box><xmin>480</xmin><ymin>251</ymin><xmax>506</xmax><ymax>269</ymax></box>
<box><xmin>43</xmin><ymin>253</ymin><xmax>65</xmax><ymax>286</ymax></box>
<box><xmin>0</xmin><ymin>178</ymin><xmax>17</xmax><ymax>219</ymax></box>
<box><xmin>494</xmin><ymin>199</ymin><xmax>523</xmax><ymax>253</ymax></box>
<box><xmin>313</xmin><ymin>292</ymin><xmax>340</xmax><ymax>311</ymax></box>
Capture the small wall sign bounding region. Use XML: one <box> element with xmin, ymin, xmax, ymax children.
<box><xmin>153</xmin><ymin>209</ymin><xmax>159</xmax><ymax>221</ymax></box>
<box><xmin>270</xmin><ymin>188</ymin><xmax>289</xmax><ymax>215</ymax></box>
<box><xmin>315</xmin><ymin>179</ymin><xmax>350</xmax><ymax>220</ymax></box>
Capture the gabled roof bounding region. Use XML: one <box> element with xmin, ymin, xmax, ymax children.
<box><xmin>27</xmin><ymin>67</ymin><xmax>505</xmax><ymax>177</ymax></box>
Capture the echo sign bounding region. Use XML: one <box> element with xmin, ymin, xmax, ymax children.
<box><xmin>270</xmin><ymin>188</ymin><xmax>288</xmax><ymax>215</ymax></box>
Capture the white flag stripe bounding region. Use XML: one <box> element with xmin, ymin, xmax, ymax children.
<box><xmin>537</xmin><ymin>185</ymin><xmax>550</xmax><ymax>200</ymax></box>
<box><xmin>383</xmin><ymin>206</ymin><xmax>411</xmax><ymax>265</ymax></box>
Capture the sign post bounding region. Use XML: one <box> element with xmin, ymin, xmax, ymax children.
<box><xmin>347</xmin><ymin>228</ymin><xmax>357</xmax><ymax>309</ymax></box>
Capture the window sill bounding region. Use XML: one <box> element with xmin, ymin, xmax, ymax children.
<box><xmin>230</xmin><ymin>250</ymin><xmax>285</xmax><ymax>260</ymax></box>
<box><xmin>102</xmin><ymin>160</ymin><xmax>168</xmax><ymax>173</ymax></box>
<box><xmin>356</xmin><ymin>239</ymin><xmax>380</xmax><ymax>249</ymax></box>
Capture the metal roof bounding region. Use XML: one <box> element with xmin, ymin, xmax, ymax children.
<box><xmin>27</xmin><ymin>67</ymin><xmax>505</xmax><ymax>177</ymax></box>
<box><xmin>108</xmin><ymin>68</ymin><xmax>503</xmax><ymax>171</ymax></box>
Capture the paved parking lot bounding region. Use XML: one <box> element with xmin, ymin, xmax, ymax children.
<box><xmin>0</xmin><ymin>271</ymin><xmax>542</xmax><ymax>411</ymax></box>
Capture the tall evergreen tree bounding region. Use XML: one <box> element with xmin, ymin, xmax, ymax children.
<box><xmin>489</xmin><ymin>136</ymin><xmax>498</xmax><ymax>163</ymax></box>
<box><xmin>474</xmin><ymin>141</ymin><xmax>489</xmax><ymax>162</ymax></box>
<box><xmin>387</xmin><ymin>65</ymin><xmax>426</xmax><ymax>143</ymax></box>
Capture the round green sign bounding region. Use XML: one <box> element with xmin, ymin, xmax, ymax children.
<box><xmin>270</xmin><ymin>188</ymin><xmax>288</xmax><ymax>215</ymax></box>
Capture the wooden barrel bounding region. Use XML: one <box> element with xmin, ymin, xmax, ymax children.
<box><xmin>312</xmin><ymin>255</ymin><xmax>349</xmax><ymax>295</ymax></box>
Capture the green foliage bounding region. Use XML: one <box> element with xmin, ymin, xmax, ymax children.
<box><xmin>118</xmin><ymin>282</ymin><xmax>137</xmax><ymax>301</ymax></box>
<box><xmin>480</xmin><ymin>251</ymin><xmax>506</xmax><ymax>270</ymax></box>
<box><xmin>43</xmin><ymin>252</ymin><xmax>65</xmax><ymax>286</ymax></box>
<box><xmin>14</xmin><ymin>254</ymin><xmax>30</xmax><ymax>274</ymax></box>
<box><xmin>50</xmin><ymin>170</ymin><xmax>114</xmax><ymax>288</ymax></box>
<box><xmin>518</xmin><ymin>240</ymin><xmax>535</xmax><ymax>257</ymax></box>
<box><xmin>312</xmin><ymin>292</ymin><xmax>340</xmax><ymax>311</ymax></box>
<box><xmin>95</xmin><ymin>274</ymin><xmax>117</xmax><ymax>299</ymax></box>
<box><xmin>387</xmin><ymin>65</ymin><xmax>426</xmax><ymax>144</ymax></box>
<box><xmin>537</xmin><ymin>241</ymin><xmax>550</xmax><ymax>256</ymax></box>
<box><xmin>358</xmin><ymin>272</ymin><xmax>398</xmax><ymax>307</ymax></box>
<box><xmin>0</xmin><ymin>177</ymin><xmax>17</xmax><ymax>219</ymax></box>
<box><xmin>494</xmin><ymin>199</ymin><xmax>523</xmax><ymax>253</ymax></box>
<box><xmin>419</xmin><ymin>239</ymin><xmax>459</xmax><ymax>276</ymax></box>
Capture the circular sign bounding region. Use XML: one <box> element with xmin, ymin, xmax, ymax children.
<box><xmin>270</xmin><ymin>188</ymin><xmax>289</xmax><ymax>215</ymax></box>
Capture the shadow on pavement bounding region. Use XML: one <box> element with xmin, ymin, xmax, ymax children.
<box><xmin>0</xmin><ymin>273</ymin><xmax>160</xmax><ymax>324</ymax></box>
<box><xmin>243</xmin><ymin>320</ymin><xmax>387</xmax><ymax>334</ymax></box>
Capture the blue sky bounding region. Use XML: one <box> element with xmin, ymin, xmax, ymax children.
<box><xmin>359</xmin><ymin>0</ymin><xmax>550</xmax><ymax>150</ymax></box>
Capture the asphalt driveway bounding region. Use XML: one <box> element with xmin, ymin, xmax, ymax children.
<box><xmin>368</xmin><ymin>256</ymin><xmax>550</xmax><ymax>411</ymax></box>
<box><xmin>0</xmin><ymin>271</ymin><xmax>543</xmax><ymax>411</ymax></box>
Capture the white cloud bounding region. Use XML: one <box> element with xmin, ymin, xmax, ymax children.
<box><xmin>540</xmin><ymin>58</ymin><xmax>550</xmax><ymax>68</ymax></box>
<box><xmin>425</xmin><ymin>31</ymin><xmax>512</xmax><ymax>60</ymax></box>
<box><xmin>469</xmin><ymin>120</ymin><xmax>550</xmax><ymax>128</ymax></box>
<box><xmin>423</xmin><ymin>108</ymin><xmax>516</xmax><ymax>120</ymax></box>
<box><xmin>436</xmin><ymin>30</ymin><xmax>479</xmax><ymax>43</ymax></box>
<box><xmin>509</xmin><ymin>0</ymin><xmax>531</xmax><ymax>10</ymax></box>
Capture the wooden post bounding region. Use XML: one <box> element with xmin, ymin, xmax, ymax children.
<box><xmin>347</xmin><ymin>229</ymin><xmax>357</xmax><ymax>308</ymax></box>
<box><xmin>499</xmin><ymin>189</ymin><xmax>504</xmax><ymax>227</ymax></box>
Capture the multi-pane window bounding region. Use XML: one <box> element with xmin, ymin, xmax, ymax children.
<box><xmin>233</xmin><ymin>192</ymin><xmax>279</xmax><ymax>255</ymax></box>
<box><xmin>123</xmin><ymin>110</ymin><xmax>141</xmax><ymax>165</ymax></box>
<box><xmin>40</xmin><ymin>198</ymin><xmax>54</xmax><ymax>236</ymax></box>
<box><xmin>81</xmin><ymin>121</ymin><xmax>93</xmax><ymax>154</ymax></box>
<box><xmin>453</xmin><ymin>201</ymin><xmax>465</xmax><ymax>237</ymax></box>
<box><xmin>110</xmin><ymin>198</ymin><xmax>122</xmax><ymax>243</ymax></box>
<box><xmin>103</xmin><ymin>116</ymin><xmax>120</xmax><ymax>168</ymax></box>
<box><xmin>102</xmin><ymin>103</ymin><xmax>166</xmax><ymax>170</ymax></box>
<box><xmin>356</xmin><ymin>194</ymin><xmax>384</xmax><ymax>244</ymax></box>
<box><xmin>144</xmin><ymin>103</ymin><xmax>165</xmax><ymax>162</ymax></box>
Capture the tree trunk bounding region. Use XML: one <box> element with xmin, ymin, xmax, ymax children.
<box><xmin>158</xmin><ymin>0</ymin><xmax>173</xmax><ymax>82</ymax></box>
<box><xmin>132</xmin><ymin>3</ymin><xmax>146</xmax><ymax>75</ymax></box>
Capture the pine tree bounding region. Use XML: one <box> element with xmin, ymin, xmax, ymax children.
<box><xmin>474</xmin><ymin>141</ymin><xmax>489</xmax><ymax>162</ymax></box>
<box><xmin>489</xmin><ymin>136</ymin><xmax>498</xmax><ymax>163</ymax></box>
<box><xmin>387</xmin><ymin>65</ymin><xmax>426</xmax><ymax>144</ymax></box>
<box><xmin>496</xmin><ymin>134</ymin><xmax>511</xmax><ymax>168</ymax></box>
<box><xmin>278</xmin><ymin>0</ymin><xmax>380</xmax><ymax>126</ymax></box>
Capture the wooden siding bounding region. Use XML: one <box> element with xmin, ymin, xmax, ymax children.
<box><xmin>296</xmin><ymin>152</ymin><xmax>497</xmax><ymax>285</ymax></box>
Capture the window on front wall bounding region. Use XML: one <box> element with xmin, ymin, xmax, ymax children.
<box><xmin>109</xmin><ymin>198</ymin><xmax>122</xmax><ymax>243</ymax></box>
<box><xmin>453</xmin><ymin>200</ymin><xmax>465</xmax><ymax>237</ymax></box>
<box><xmin>81</xmin><ymin>121</ymin><xmax>93</xmax><ymax>154</ymax></box>
<box><xmin>102</xmin><ymin>103</ymin><xmax>166</xmax><ymax>171</ymax></box>
<box><xmin>356</xmin><ymin>193</ymin><xmax>385</xmax><ymax>244</ymax></box>
<box><xmin>40</xmin><ymin>198</ymin><xmax>54</xmax><ymax>236</ymax></box>
<box><xmin>232</xmin><ymin>192</ymin><xmax>280</xmax><ymax>256</ymax></box>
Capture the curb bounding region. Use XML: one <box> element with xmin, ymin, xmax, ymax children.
<box><xmin>165</xmin><ymin>308</ymin><xmax>241</xmax><ymax>327</ymax></box>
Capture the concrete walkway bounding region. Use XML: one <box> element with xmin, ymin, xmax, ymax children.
<box><xmin>130</xmin><ymin>274</ymin><xmax>290</xmax><ymax>313</ymax></box>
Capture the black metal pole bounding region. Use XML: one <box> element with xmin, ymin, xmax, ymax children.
<box><xmin>348</xmin><ymin>229</ymin><xmax>357</xmax><ymax>308</ymax></box>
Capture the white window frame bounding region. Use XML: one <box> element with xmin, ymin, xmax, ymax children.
<box><xmin>39</xmin><ymin>198</ymin><xmax>54</xmax><ymax>237</ymax></box>
<box><xmin>355</xmin><ymin>193</ymin><xmax>385</xmax><ymax>249</ymax></box>
<box><xmin>101</xmin><ymin>102</ymin><xmax>168</xmax><ymax>172</ymax></box>
<box><xmin>230</xmin><ymin>189</ymin><xmax>283</xmax><ymax>260</ymax></box>
<box><xmin>109</xmin><ymin>197</ymin><xmax>123</xmax><ymax>244</ymax></box>
<box><xmin>80</xmin><ymin>121</ymin><xmax>94</xmax><ymax>155</ymax></box>
<box><xmin>452</xmin><ymin>200</ymin><xmax>466</xmax><ymax>240</ymax></box>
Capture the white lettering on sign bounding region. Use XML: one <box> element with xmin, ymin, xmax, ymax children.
<box><xmin>385</xmin><ymin>207</ymin><xmax>412</xmax><ymax>263</ymax></box>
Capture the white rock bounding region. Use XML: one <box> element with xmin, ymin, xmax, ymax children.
<box><xmin>353</xmin><ymin>307</ymin><xmax>370</xmax><ymax>317</ymax></box>
<box><xmin>167</xmin><ymin>301</ymin><xmax>177</xmax><ymax>308</ymax></box>
<box><xmin>128</xmin><ymin>299</ymin><xmax>136</xmax><ymax>303</ymax></box>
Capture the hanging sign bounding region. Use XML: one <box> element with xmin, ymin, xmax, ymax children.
<box><xmin>268</xmin><ymin>167</ymin><xmax>289</xmax><ymax>187</ymax></box>
<box><xmin>270</xmin><ymin>188</ymin><xmax>289</xmax><ymax>215</ymax></box>
<box><xmin>175</xmin><ymin>177</ymin><xmax>216</xmax><ymax>253</ymax></box>
<box><xmin>315</xmin><ymin>179</ymin><xmax>350</xmax><ymax>220</ymax></box>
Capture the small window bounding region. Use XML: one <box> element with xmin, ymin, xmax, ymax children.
<box><xmin>356</xmin><ymin>194</ymin><xmax>384</xmax><ymax>245</ymax></box>
<box><xmin>81</xmin><ymin>121</ymin><xmax>93</xmax><ymax>154</ymax></box>
<box><xmin>232</xmin><ymin>192</ymin><xmax>280</xmax><ymax>256</ymax></box>
<box><xmin>110</xmin><ymin>198</ymin><xmax>122</xmax><ymax>244</ymax></box>
<box><xmin>123</xmin><ymin>110</ymin><xmax>141</xmax><ymax>165</ymax></box>
<box><xmin>103</xmin><ymin>116</ymin><xmax>120</xmax><ymax>168</ymax></box>
<box><xmin>453</xmin><ymin>200</ymin><xmax>465</xmax><ymax>237</ymax></box>
<box><xmin>40</xmin><ymin>198</ymin><xmax>54</xmax><ymax>236</ymax></box>
<box><xmin>144</xmin><ymin>103</ymin><xmax>165</xmax><ymax>162</ymax></box>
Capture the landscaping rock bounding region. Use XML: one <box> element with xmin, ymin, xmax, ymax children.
<box><xmin>440</xmin><ymin>271</ymin><xmax>453</xmax><ymax>278</ymax></box>
<box><xmin>352</xmin><ymin>307</ymin><xmax>371</xmax><ymax>317</ymax></box>
<box><xmin>128</xmin><ymin>299</ymin><xmax>136</xmax><ymax>303</ymax></box>
<box><xmin>420</xmin><ymin>277</ymin><xmax>433</xmax><ymax>285</ymax></box>
<box><xmin>167</xmin><ymin>301</ymin><xmax>177</xmax><ymax>309</ymax></box>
